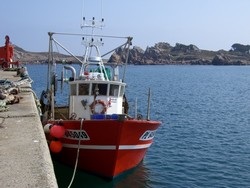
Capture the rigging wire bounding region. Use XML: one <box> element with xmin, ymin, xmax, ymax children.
<box><xmin>54</xmin><ymin>41</ymin><xmax>60</xmax><ymax>55</ymax></box>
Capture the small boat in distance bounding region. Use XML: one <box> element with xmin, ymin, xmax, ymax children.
<box><xmin>40</xmin><ymin>16</ymin><xmax>161</xmax><ymax>179</ymax></box>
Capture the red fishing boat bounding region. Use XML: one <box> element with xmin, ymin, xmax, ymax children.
<box><xmin>40</xmin><ymin>17</ymin><xmax>161</xmax><ymax>179</ymax></box>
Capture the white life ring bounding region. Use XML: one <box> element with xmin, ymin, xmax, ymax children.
<box><xmin>90</xmin><ymin>100</ymin><xmax>107</xmax><ymax>114</ymax></box>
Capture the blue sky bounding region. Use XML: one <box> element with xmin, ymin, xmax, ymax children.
<box><xmin>1</xmin><ymin>0</ymin><xmax>250</xmax><ymax>54</ymax></box>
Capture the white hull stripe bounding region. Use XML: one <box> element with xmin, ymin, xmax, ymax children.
<box><xmin>119</xmin><ymin>144</ymin><xmax>152</xmax><ymax>149</ymax></box>
<box><xmin>62</xmin><ymin>143</ymin><xmax>152</xmax><ymax>150</ymax></box>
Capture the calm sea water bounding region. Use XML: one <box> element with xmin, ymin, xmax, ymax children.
<box><xmin>27</xmin><ymin>64</ymin><xmax>250</xmax><ymax>188</ymax></box>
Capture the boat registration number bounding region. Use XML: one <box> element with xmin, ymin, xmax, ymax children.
<box><xmin>64</xmin><ymin>129</ymin><xmax>90</xmax><ymax>140</ymax></box>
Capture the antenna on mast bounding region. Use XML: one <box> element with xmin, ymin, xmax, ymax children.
<box><xmin>81</xmin><ymin>0</ymin><xmax>85</xmax><ymax>27</ymax></box>
<box><xmin>81</xmin><ymin>15</ymin><xmax>105</xmax><ymax>49</ymax></box>
<box><xmin>81</xmin><ymin>16</ymin><xmax>105</xmax><ymax>30</ymax></box>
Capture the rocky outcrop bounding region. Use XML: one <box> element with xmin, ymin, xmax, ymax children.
<box><xmin>211</xmin><ymin>54</ymin><xmax>248</xmax><ymax>65</ymax></box>
<box><xmin>211</xmin><ymin>54</ymin><xmax>231</xmax><ymax>65</ymax></box>
<box><xmin>111</xmin><ymin>42</ymin><xmax>216</xmax><ymax>65</ymax></box>
<box><xmin>122</xmin><ymin>42</ymin><xmax>250</xmax><ymax>65</ymax></box>
<box><xmin>13</xmin><ymin>42</ymin><xmax>250</xmax><ymax>65</ymax></box>
<box><xmin>171</xmin><ymin>43</ymin><xmax>200</xmax><ymax>53</ymax></box>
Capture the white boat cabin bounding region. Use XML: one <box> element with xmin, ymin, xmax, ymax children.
<box><xmin>44</xmin><ymin>18</ymin><xmax>132</xmax><ymax>122</ymax></box>
<box><xmin>68</xmin><ymin>79</ymin><xmax>126</xmax><ymax>120</ymax></box>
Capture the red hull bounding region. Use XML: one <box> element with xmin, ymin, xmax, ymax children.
<box><xmin>46</xmin><ymin>119</ymin><xmax>161</xmax><ymax>179</ymax></box>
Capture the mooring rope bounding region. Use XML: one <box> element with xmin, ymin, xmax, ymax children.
<box><xmin>0</xmin><ymin>77</ymin><xmax>33</xmax><ymax>112</ymax></box>
<box><xmin>67</xmin><ymin>118</ymin><xmax>84</xmax><ymax>188</ymax></box>
<box><xmin>0</xmin><ymin>100</ymin><xmax>8</xmax><ymax>112</ymax></box>
<box><xmin>0</xmin><ymin>78</ymin><xmax>33</xmax><ymax>90</ymax></box>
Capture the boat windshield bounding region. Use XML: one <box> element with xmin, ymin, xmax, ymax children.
<box><xmin>79</xmin><ymin>83</ymin><xmax>90</xmax><ymax>95</ymax></box>
<box><xmin>92</xmin><ymin>83</ymin><xmax>108</xmax><ymax>96</ymax></box>
<box><xmin>109</xmin><ymin>84</ymin><xmax>119</xmax><ymax>97</ymax></box>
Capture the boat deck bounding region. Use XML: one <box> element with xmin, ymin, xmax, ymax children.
<box><xmin>0</xmin><ymin>70</ymin><xmax>58</xmax><ymax>188</ymax></box>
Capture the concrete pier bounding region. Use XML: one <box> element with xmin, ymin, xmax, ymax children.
<box><xmin>0</xmin><ymin>70</ymin><xmax>58</xmax><ymax>188</ymax></box>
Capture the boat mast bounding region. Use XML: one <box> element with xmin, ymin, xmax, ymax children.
<box><xmin>47</xmin><ymin>32</ymin><xmax>53</xmax><ymax>91</ymax></box>
<box><xmin>122</xmin><ymin>37</ymin><xmax>132</xmax><ymax>82</ymax></box>
<box><xmin>48</xmin><ymin>32</ymin><xmax>55</xmax><ymax>120</ymax></box>
<box><xmin>80</xmin><ymin>17</ymin><xmax>109</xmax><ymax>79</ymax></box>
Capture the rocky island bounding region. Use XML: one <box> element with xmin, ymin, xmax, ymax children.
<box><xmin>14</xmin><ymin>42</ymin><xmax>250</xmax><ymax>65</ymax></box>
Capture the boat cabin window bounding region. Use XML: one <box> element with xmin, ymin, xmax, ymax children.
<box><xmin>70</xmin><ymin>84</ymin><xmax>77</xmax><ymax>95</ymax></box>
<box><xmin>120</xmin><ymin>85</ymin><xmax>125</xmax><ymax>97</ymax></box>
<box><xmin>110</xmin><ymin>84</ymin><xmax>119</xmax><ymax>97</ymax></box>
<box><xmin>79</xmin><ymin>83</ymin><xmax>89</xmax><ymax>95</ymax></box>
<box><xmin>92</xmin><ymin>83</ymin><xmax>108</xmax><ymax>96</ymax></box>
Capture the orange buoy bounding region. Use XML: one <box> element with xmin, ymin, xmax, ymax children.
<box><xmin>50</xmin><ymin>125</ymin><xmax>65</xmax><ymax>138</ymax></box>
<box><xmin>50</xmin><ymin>140</ymin><xmax>63</xmax><ymax>153</ymax></box>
